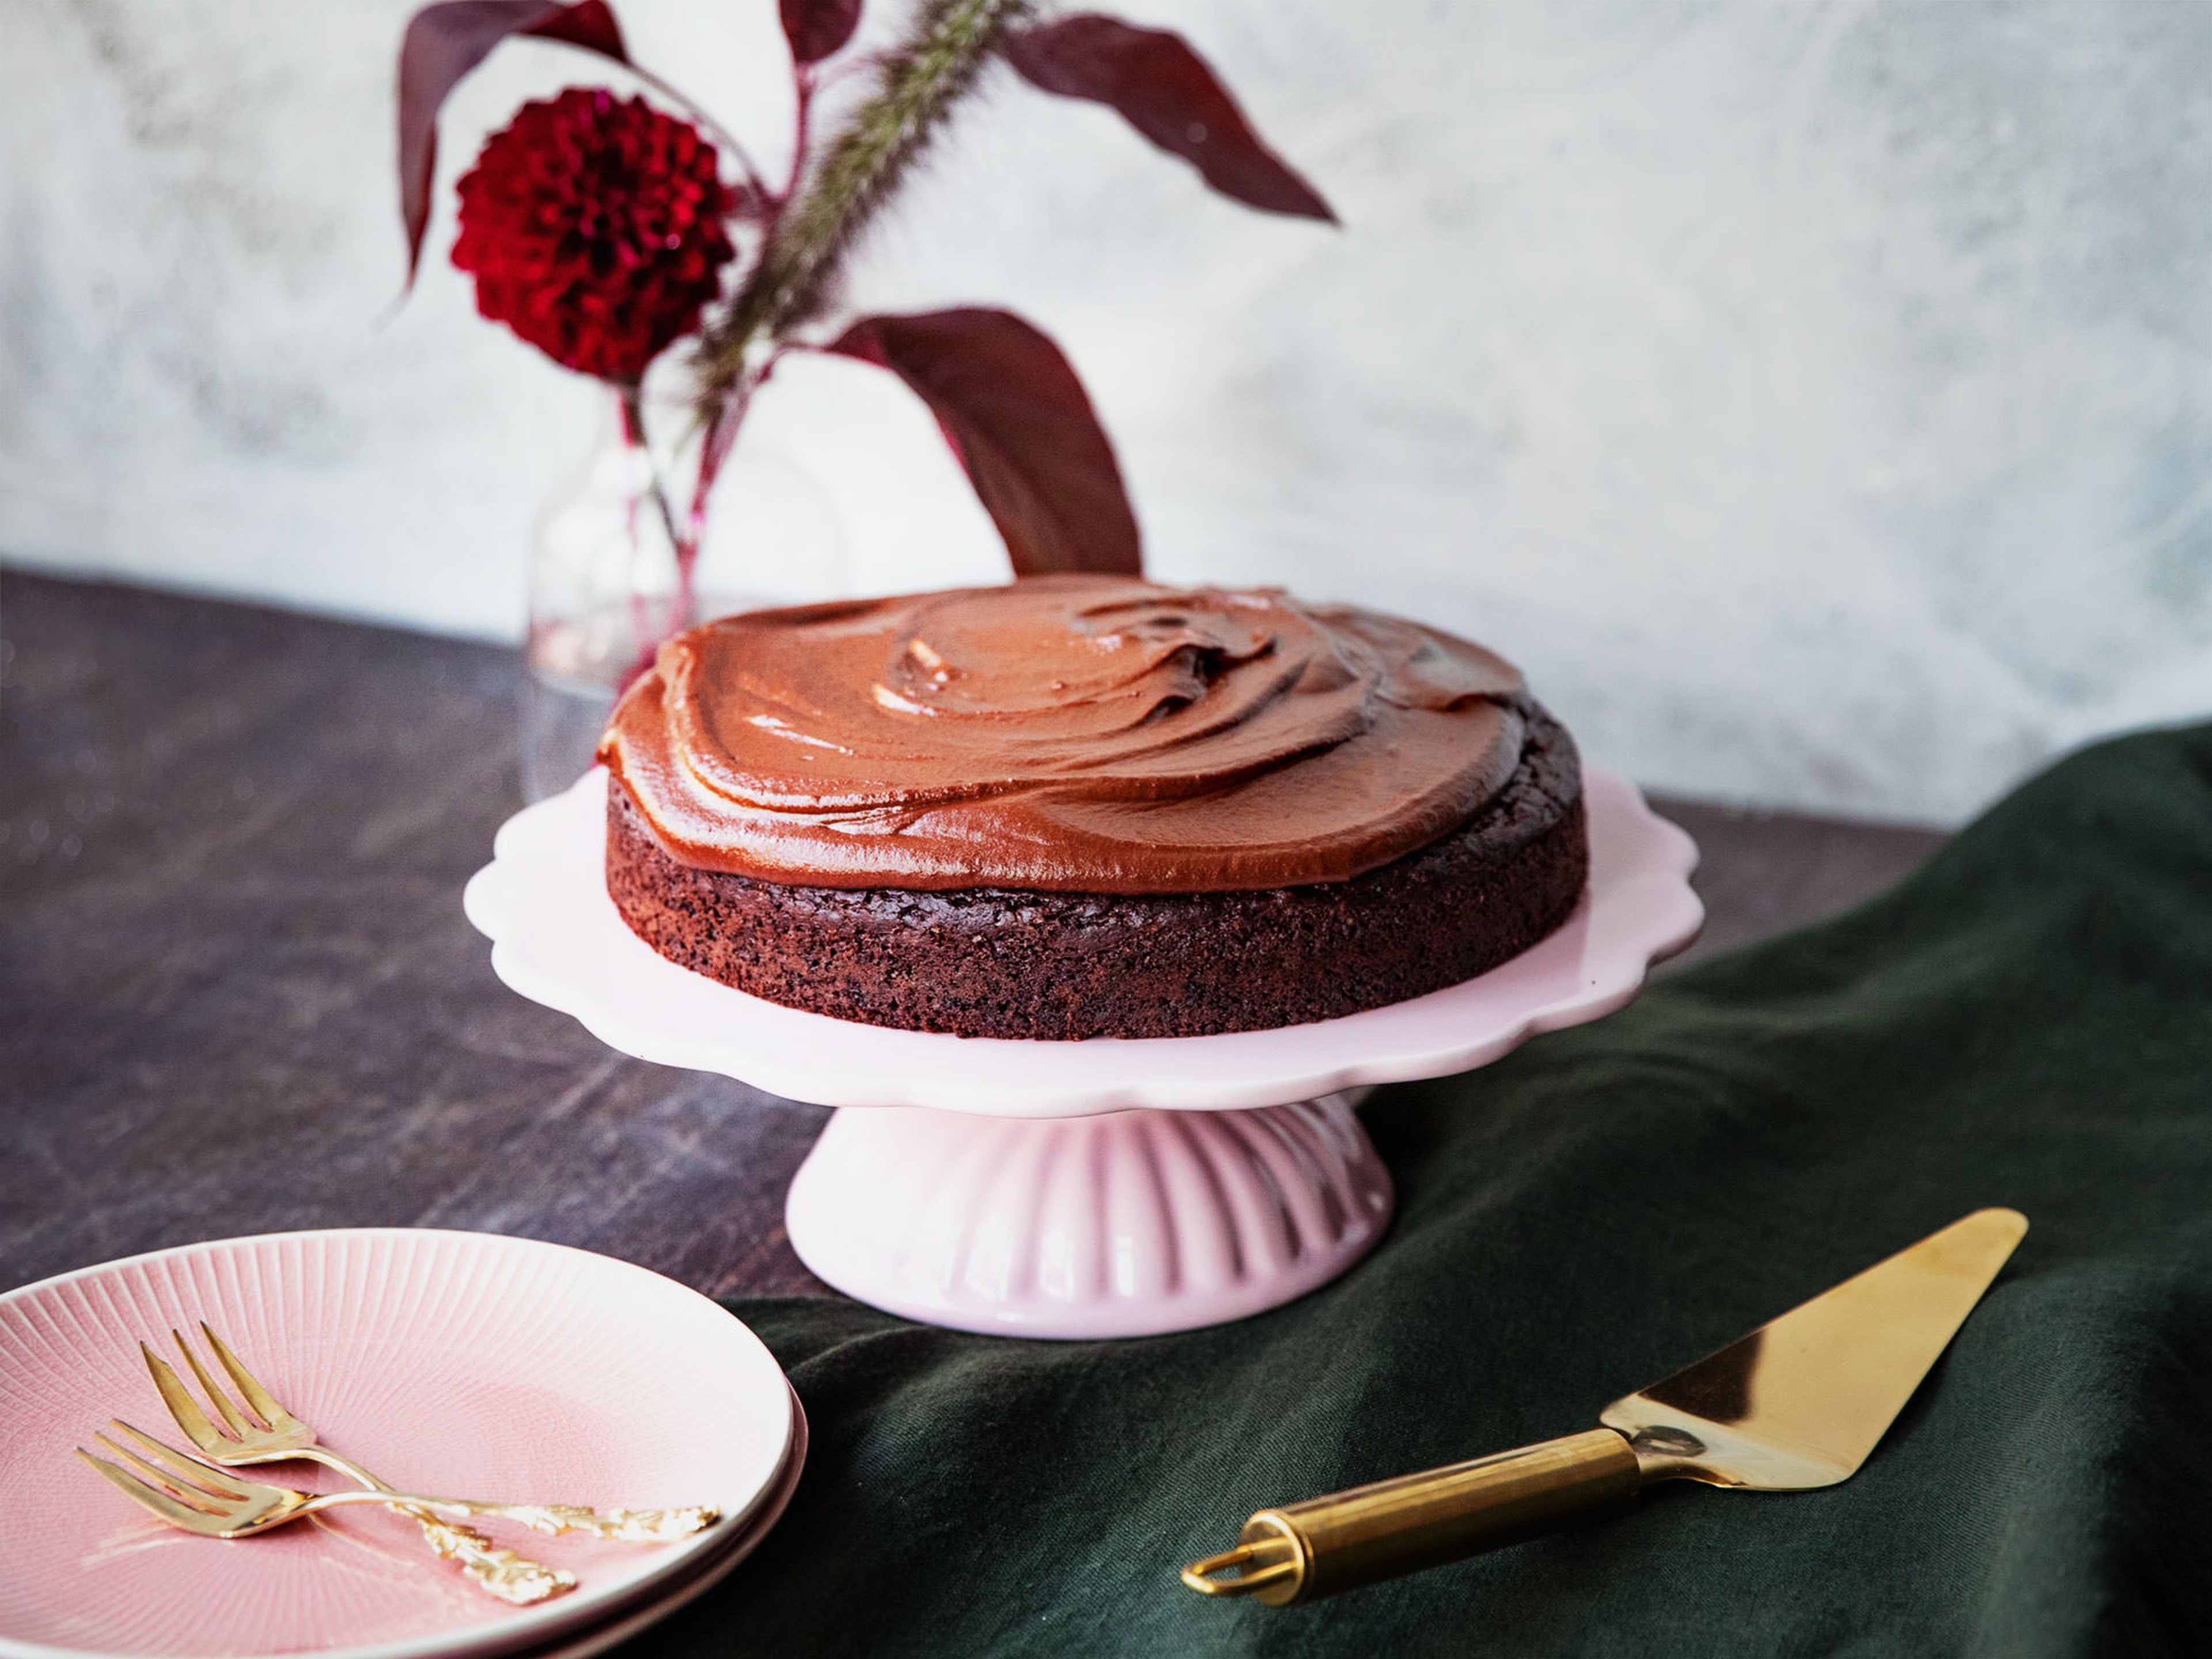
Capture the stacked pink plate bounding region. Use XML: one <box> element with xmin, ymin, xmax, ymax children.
<box><xmin>0</xmin><ymin>1230</ymin><xmax>801</xmax><ymax>1659</ymax></box>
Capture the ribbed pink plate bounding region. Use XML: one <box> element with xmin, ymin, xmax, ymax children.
<box><xmin>0</xmin><ymin>1230</ymin><xmax>794</xmax><ymax>1659</ymax></box>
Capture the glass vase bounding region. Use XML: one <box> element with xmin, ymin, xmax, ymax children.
<box><xmin>520</xmin><ymin>391</ymin><xmax>846</xmax><ymax>801</ymax></box>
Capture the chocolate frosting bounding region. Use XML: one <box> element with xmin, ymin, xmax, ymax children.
<box><xmin>597</xmin><ymin>575</ymin><xmax>1530</xmax><ymax>893</ymax></box>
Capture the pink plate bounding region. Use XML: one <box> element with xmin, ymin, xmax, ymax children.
<box><xmin>0</xmin><ymin>1231</ymin><xmax>796</xmax><ymax>1659</ymax></box>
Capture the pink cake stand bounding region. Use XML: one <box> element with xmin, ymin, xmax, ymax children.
<box><xmin>464</xmin><ymin>769</ymin><xmax>1700</xmax><ymax>1339</ymax></box>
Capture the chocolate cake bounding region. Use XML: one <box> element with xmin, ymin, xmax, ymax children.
<box><xmin>597</xmin><ymin>576</ymin><xmax>1586</xmax><ymax>1040</ymax></box>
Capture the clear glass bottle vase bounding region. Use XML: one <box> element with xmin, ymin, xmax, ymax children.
<box><xmin>520</xmin><ymin>390</ymin><xmax>846</xmax><ymax>801</ymax></box>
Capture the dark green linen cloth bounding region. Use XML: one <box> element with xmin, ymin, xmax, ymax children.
<box><xmin>646</xmin><ymin>725</ymin><xmax>2212</xmax><ymax>1656</ymax></box>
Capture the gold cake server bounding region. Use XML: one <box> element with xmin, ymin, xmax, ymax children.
<box><xmin>1181</xmin><ymin>1207</ymin><xmax>2027</xmax><ymax>1606</ymax></box>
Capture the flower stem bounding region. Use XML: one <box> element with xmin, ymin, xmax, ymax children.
<box><xmin>692</xmin><ymin>0</ymin><xmax>1035</xmax><ymax>415</ymax></box>
<box><xmin>619</xmin><ymin>388</ymin><xmax>696</xmax><ymax>639</ymax></box>
<box><xmin>782</xmin><ymin>66</ymin><xmax>815</xmax><ymax>205</ymax></box>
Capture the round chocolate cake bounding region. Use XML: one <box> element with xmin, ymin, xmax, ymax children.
<box><xmin>597</xmin><ymin>575</ymin><xmax>1586</xmax><ymax>1039</ymax></box>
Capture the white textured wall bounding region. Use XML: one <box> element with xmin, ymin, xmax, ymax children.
<box><xmin>5</xmin><ymin>0</ymin><xmax>2210</xmax><ymax>821</ymax></box>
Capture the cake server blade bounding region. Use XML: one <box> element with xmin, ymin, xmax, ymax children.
<box><xmin>1598</xmin><ymin>1206</ymin><xmax>2028</xmax><ymax>1490</ymax></box>
<box><xmin>1181</xmin><ymin>1207</ymin><xmax>2026</xmax><ymax>1606</ymax></box>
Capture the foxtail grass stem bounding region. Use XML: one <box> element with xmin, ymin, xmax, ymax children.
<box><xmin>691</xmin><ymin>0</ymin><xmax>1034</xmax><ymax>416</ymax></box>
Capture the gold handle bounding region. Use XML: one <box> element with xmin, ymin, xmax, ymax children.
<box><xmin>1181</xmin><ymin>1427</ymin><xmax>1641</xmax><ymax>1605</ymax></box>
<box><xmin>410</xmin><ymin>1512</ymin><xmax>579</xmax><ymax>1605</ymax></box>
<box><xmin>282</xmin><ymin>1487</ymin><xmax>719</xmax><ymax>1541</ymax></box>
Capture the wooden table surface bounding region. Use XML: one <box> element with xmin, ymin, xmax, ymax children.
<box><xmin>0</xmin><ymin>570</ymin><xmax>1945</xmax><ymax>1300</ymax></box>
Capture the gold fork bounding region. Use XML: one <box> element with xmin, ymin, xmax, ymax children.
<box><xmin>137</xmin><ymin>1324</ymin><xmax>715</xmax><ymax>1599</ymax></box>
<box><xmin>140</xmin><ymin>1327</ymin><xmax>567</xmax><ymax>1605</ymax></box>
<box><xmin>82</xmin><ymin>1420</ymin><xmax>719</xmax><ymax>1551</ymax></box>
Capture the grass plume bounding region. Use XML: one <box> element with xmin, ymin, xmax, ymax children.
<box><xmin>693</xmin><ymin>0</ymin><xmax>1035</xmax><ymax>410</ymax></box>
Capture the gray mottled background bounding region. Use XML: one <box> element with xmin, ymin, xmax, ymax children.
<box><xmin>4</xmin><ymin>0</ymin><xmax>2209</xmax><ymax>821</ymax></box>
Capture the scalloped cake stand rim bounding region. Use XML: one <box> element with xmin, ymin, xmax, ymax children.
<box><xmin>464</xmin><ymin>767</ymin><xmax>1702</xmax><ymax>1120</ymax></box>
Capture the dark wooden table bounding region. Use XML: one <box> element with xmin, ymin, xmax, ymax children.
<box><xmin>0</xmin><ymin>570</ymin><xmax>1945</xmax><ymax>1299</ymax></box>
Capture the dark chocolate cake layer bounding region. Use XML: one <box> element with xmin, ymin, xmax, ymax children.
<box><xmin>603</xmin><ymin>699</ymin><xmax>1587</xmax><ymax>1040</ymax></box>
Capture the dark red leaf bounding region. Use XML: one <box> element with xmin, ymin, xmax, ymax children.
<box><xmin>524</xmin><ymin>0</ymin><xmax>625</xmax><ymax>56</ymax></box>
<box><xmin>1004</xmin><ymin>15</ymin><xmax>1334</xmax><ymax>222</ymax></box>
<box><xmin>397</xmin><ymin>1</ymin><xmax>631</xmax><ymax>285</ymax></box>
<box><xmin>779</xmin><ymin>0</ymin><xmax>863</xmax><ymax>66</ymax></box>
<box><xmin>827</xmin><ymin>309</ymin><xmax>1142</xmax><ymax>578</ymax></box>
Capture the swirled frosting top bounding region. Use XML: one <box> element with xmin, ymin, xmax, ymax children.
<box><xmin>598</xmin><ymin>575</ymin><xmax>1530</xmax><ymax>893</ymax></box>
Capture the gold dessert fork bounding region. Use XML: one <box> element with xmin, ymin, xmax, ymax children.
<box><xmin>82</xmin><ymin>1419</ymin><xmax>721</xmax><ymax>1551</ymax></box>
<box><xmin>136</xmin><ymin>1328</ymin><xmax>566</xmax><ymax>1604</ymax></box>
<box><xmin>135</xmin><ymin>1324</ymin><xmax>715</xmax><ymax>1598</ymax></box>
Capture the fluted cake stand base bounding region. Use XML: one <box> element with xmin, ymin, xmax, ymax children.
<box><xmin>465</xmin><ymin>768</ymin><xmax>1700</xmax><ymax>1339</ymax></box>
<box><xmin>785</xmin><ymin>1093</ymin><xmax>1392</xmax><ymax>1338</ymax></box>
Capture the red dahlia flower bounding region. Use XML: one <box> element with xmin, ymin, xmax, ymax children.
<box><xmin>452</xmin><ymin>88</ymin><xmax>736</xmax><ymax>384</ymax></box>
